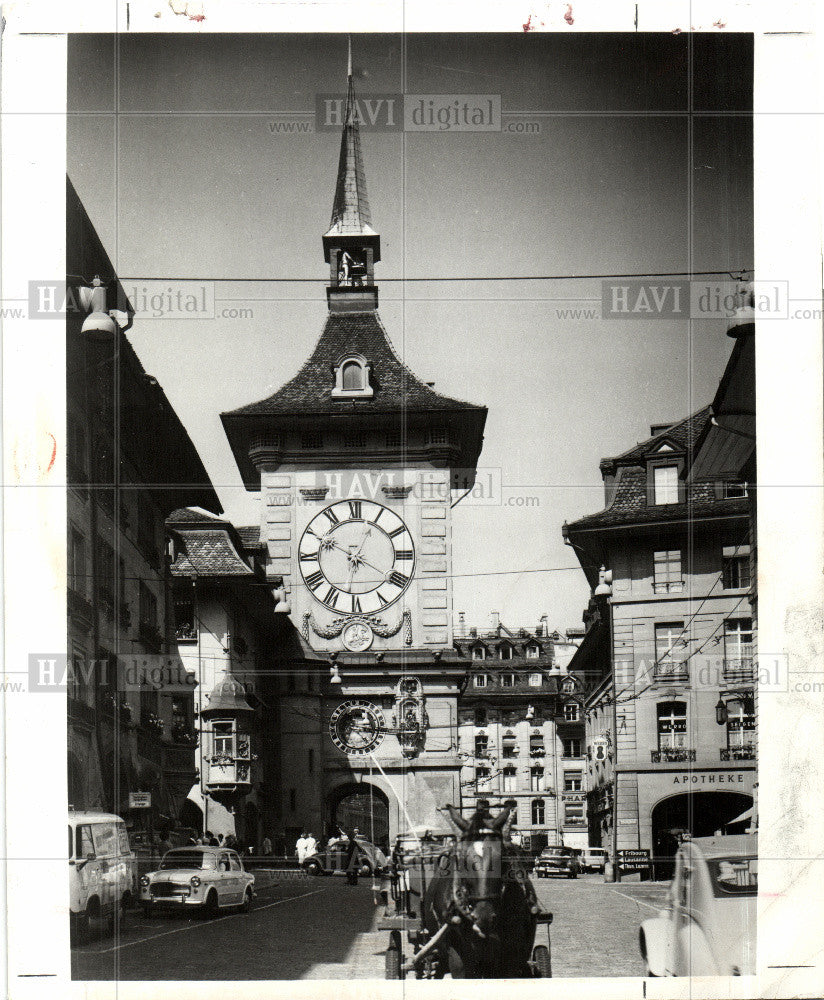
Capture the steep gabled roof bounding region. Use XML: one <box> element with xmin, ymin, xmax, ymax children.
<box><xmin>603</xmin><ymin>407</ymin><xmax>712</xmax><ymax>469</ymax></box>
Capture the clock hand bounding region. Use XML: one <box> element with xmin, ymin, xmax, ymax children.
<box><xmin>324</xmin><ymin>538</ymin><xmax>390</xmax><ymax>582</ymax></box>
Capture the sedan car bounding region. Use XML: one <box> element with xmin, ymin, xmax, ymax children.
<box><xmin>639</xmin><ymin>834</ymin><xmax>757</xmax><ymax>977</ymax></box>
<box><xmin>534</xmin><ymin>845</ymin><xmax>582</xmax><ymax>879</ymax></box>
<box><xmin>139</xmin><ymin>846</ymin><xmax>255</xmax><ymax>917</ymax></box>
<box><xmin>304</xmin><ymin>837</ymin><xmax>389</xmax><ymax>876</ymax></box>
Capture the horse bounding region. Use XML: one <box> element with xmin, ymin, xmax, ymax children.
<box><xmin>421</xmin><ymin>799</ymin><xmax>539</xmax><ymax>978</ymax></box>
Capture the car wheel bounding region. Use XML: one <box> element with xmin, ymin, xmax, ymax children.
<box><xmin>532</xmin><ymin>944</ymin><xmax>552</xmax><ymax>978</ymax></box>
<box><xmin>385</xmin><ymin>931</ymin><xmax>404</xmax><ymax>979</ymax></box>
<box><xmin>202</xmin><ymin>890</ymin><xmax>219</xmax><ymax>918</ymax></box>
<box><xmin>305</xmin><ymin>860</ymin><xmax>322</xmax><ymax>876</ymax></box>
<box><xmin>241</xmin><ymin>888</ymin><xmax>253</xmax><ymax>913</ymax></box>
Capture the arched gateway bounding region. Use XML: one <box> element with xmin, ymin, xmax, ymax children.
<box><xmin>651</xmin><ymin>790</ymin><xmax>753</xmax><ymax>878</ymax></box>
<box><xmin>327</xmin><ymin>782</ymin><xmax>390</xmax><ymax>850</ymax></box>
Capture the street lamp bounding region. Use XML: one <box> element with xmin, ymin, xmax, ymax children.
<box><xmin>715</xmin><ymin>697</ymin><xmax>728</xmax><ymax>725</ymax></box>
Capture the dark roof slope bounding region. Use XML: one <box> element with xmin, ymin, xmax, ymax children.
<box><xmin>604</xmin><ymin>407</ymin><xmax>711</xmax><ymax>468</ymax></box>
<box><xmin>236</xmin><ymin>526</ymin><xmax>264</xmax><ymax>549</ymax></box>
<box><xmin>169</xmin><ymin>527</ymin><xmax>253</xmax><ymax>577</ymax></box>
<box><xmin>223</xmin><ymin>311</ymin><xmax>481</xmax><ymax>418</ymax></box>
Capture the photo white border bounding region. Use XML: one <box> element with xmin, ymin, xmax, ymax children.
<box><xmin>1</xmin><ymin>2</ymin><xmax>822</xmax><ymax>998</ymax></box>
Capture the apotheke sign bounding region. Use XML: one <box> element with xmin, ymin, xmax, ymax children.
<box><xmin>671</xmin><ymin>771</ymin><xmax>749</xmax><ymax>786</ymax></box>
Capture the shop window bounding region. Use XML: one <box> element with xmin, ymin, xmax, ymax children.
<box><xmin>726</xmin><ymin>698</ymin><xmax>755</xmax><ymax>749</ymax></box>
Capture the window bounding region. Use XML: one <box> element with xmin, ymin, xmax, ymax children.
<box><xmin>653</xmin><ymin>465</ymin><xmax>679</xmax><ymax>505</ymax></box>
<box><xmin>529</xmin><ymin>734</ymin><xmax>545</xmax><ymax>756</ymax></box>
<box><xmin>564</xmin><ymin>772</ymin><xmax>583</xmax><ymax>792</ymax></box>
<box><xmin>530</xmin><ymin>767</ymin><xmax>545</xmax><ymax>792</ymax></box>
<box><xmin>474</xmin><ymin>734</ymin><xmax>489</xmax><ymax>757</ymax></box>
<box><xmin>654</xmin><ymin>549</ymin><xmax>683</xmax><ymax>593</ymax></box>
<box><xmin>563</xmin><ymin>702</ymin><xmax>579</xmax><ymax>722</ymax></box>
<box><xmin>723</xmin><ymin>481</ymin><xmax>749</xmax><ymax>499</ymax></box>
<box><xmin>472</xmin><ymin>647</ymin><xmax>486</xmax><ymax>661</ymax></box>
<box><xmin>68</xmin><ymin>528</ymin><xmax>86</xmax><ymax>596</ymax></box>
<box><xmin>502</xmin><ymin>766</ymin><xmax>517</xmax><ymax>793</ymax></box>
<box><xmin>96</xmin><ymin>536</ymin><xmax>115</xmax><ymax>604</ymax></box>
<box><xmin>77</xmin><ymin>824</ymin><xmax>95</xmax><ymax>859</ymax></box>
<box><xmin>300</xmin><ymin>432</ymin><xmax>323</xmax><ymax>449</ymax></box>
<box><xmin>475</xmin><ymin>767</ymin><xmax>491</xmax><ymax>791</ymax></box>
<box><xmin>426</xmin><ymin>427</ymin><xmax>448</xmax><ymax>446</ymax></box>
<box><xmin>502</xmin><ymin>735</ymin><xmax>518</xmax><ymax>759</ymax></box>
<box><xmin>174</xmin><ymin>593</ymin><xmax>196</xmax><ymax>641</ymax></box>
<box><xmin>332</xmin><ymin>355</ymin><xmax>373</xmax><ymax>398</ymax></box>
<box><xmin>722</xmin><ymin>544</ymin><xmax>752</xmax><ymax>589</ymax></box>
<box><xmin>654</xmin><ymin>622</ymin><xmax>687</xmax><ymax>679</ymax></box>
<box><xmin>528</xmin><ymin>672</ymin><xmax>543</xmax><ymax>687</ymax></box>
<box><xmin>657</xmin><ymin>701</ymin><xmax>687</xmax><ymax>750</ymax></box>
<box><xmin>501</xmin><ymin>673</ymin><xmax>514</xmax><ymax>687</ymax></box>
<box><xmin>727</xmin><ymin>698</ymin><xmax>755</xmax><ymax>749</ymax></box>
<box><xmin>473</xmin><ymin>673</ymin><xmax>488</xmax><ymax>687</ymax></box>
<box><xmin>474</xmin><ymin>708</ymin><xmax>487</xmax><ymax>726</ymax></box>
<box><xmin>724</xmin><ymin>618</ymin><xmax>754</xmax><ymax>676</ymax></box>
<box><xmin>531</xmin><ymin>799</ymin><xmax>545</xmax><ymax>825</ymax></box>
<box><xmin>342</xmin><ymin>361</ymin><xmax>364</xmax><ymax>391</ymax></box>
<box><xmin>139</xmin><ymin>581</ymin><xmax>158</xmax><ymax>627</ymax></box>
<box><xmin>212</xmin><ymin>721</ymin><xmax>235</xmax><ymax>757</ymax></box>
<box><xmin>140</xmin><ymin>686</ymin><xmax>159</xmax><ymax>725</ymax></box>
<box><xmin>562</xmin><ymin>738</ymin><xmax>582</xmax><ymax>758</ymax></box>
<box><xmin>526</xmin><ymin>645</ymin><xmax>539</xmax><ymax>659</ymax></box>
<box><xmin>499</xmin><ymin>645</ymin><xmax>513</xmax><ymax>661</ymax></box>
<box><xmin>342</xmin><ymin>432</ymin><xmax>367</xmax><ymax>448</ymax></box>
<box><xmin>563</xmin><ymin>678</ymin><xmax>576</xmax><ymax>694</ymax></box>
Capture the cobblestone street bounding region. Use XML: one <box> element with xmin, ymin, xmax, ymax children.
<box><xmin>72</xmin><ymin>871</ymin><xmax>669</xmax><ymax>980</ymax></box>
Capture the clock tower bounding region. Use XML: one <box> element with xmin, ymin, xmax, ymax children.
<box><xmin>222</xmin><ymin>49</ymin><xmax>487</xmax><ymax>845</ymax></box>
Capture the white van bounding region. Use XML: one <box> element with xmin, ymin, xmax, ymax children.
<box><xmin>69</xmin><ymin>810</ymin><xmax>137</xmax><ymax>942</ymax></box>
<box><xmin>581</xmin><ymin>846</ymin><xmax>610</xmax><ymax>873</ymax></box>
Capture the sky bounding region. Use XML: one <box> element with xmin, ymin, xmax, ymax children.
<box><xmin>67</xmin><ymin>32</ymin><xmax>754</xmax><ymax>634</ymax></box>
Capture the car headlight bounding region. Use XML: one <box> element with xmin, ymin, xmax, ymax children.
<box><xmin>190</xmin><ymin>876</ymin><xmax>201</xmax><ymax>888</ymax></box>
<box><xmin>139</xmin><ymin>875</ymin><xmax>150</xmax><ymax>887</ymax></box>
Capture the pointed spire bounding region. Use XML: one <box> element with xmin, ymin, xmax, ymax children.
<box><xmin>325</xmin><ymin>40</ymin><xmax>376</xmax><ymax>239</ymax></box>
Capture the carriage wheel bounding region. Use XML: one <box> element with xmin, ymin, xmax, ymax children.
<box><xmin>385</xmin><ymin>930</ymin><xmax>404</xmax><ymax>979</ymax></box>
<box><xmin>532</xmin><ymin>944</ymin><xmax>552</xmax><ymax>978</ymax></box>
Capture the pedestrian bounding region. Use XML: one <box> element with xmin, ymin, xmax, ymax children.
<box><xmin>205</xmin><ymin>830</ymin><xmax>218</xmax><ymax>846</ymax></box>
<box><xmin>296</xmin><ymin>830</ymin><xmax>308</xmax><ymax>863</ymax></box>
<box><xmin>262</xmin><ymin>836</ymin><xmax>272</xmax><ymax>856</ymax></box>
<box><xmin>158</xmin><ymin>831</ymin><xmax>173</xmax><ymax>857</ymax></box>
<box><xmin>304</xmin><ymin>832</ymin><xmax>317</xmax><ymax>858</ymax></box>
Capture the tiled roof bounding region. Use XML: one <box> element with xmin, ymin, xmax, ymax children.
<box><xmin>566</xmin><ymin>408</ymin><xmax>749</xmax><ymax>532</ymax></box>
<box><xmin>567</xmin><ymin>468</ymin><xmax>749</xmax><ymax>530</ymax></box>
<box><xmin>169</xmin><ymin>528</ymin><xmax>253</xmax><ymax>577</ymax></box>
<box><xmin>222</xmin><ymin>311</ymin><xmax>481</xmax><ymax>417</ymax></box>
<box><xmin>235</xmin><ymin>526</ymin><xmax>264</xmax><ymax>549</ymax></box>
<box><xmin>606</xmin><ymin>407</ymin><xmax>712</xmax><ymax>466</ymax></box>
<box><xmin>168</xmin><ymin>507</ymin><xmax>224</xmax><ymax>525</ymax></box>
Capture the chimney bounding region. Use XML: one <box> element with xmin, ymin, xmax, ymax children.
<box><xmin>490</xmin><ymin>611</ymin><xmax>500</xmax><ymax>632</ymax></box>
<box><xmin>456</xmin><ymin>611</ymin><xmax>466</xmax><ymax>638</ymax></box>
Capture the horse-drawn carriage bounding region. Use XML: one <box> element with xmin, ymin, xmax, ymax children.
<box><xmin>379</xmin><ymin>800</ymin><xmax>552</xmax><ymax>979</ymax></box>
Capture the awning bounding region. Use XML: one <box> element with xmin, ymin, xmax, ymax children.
<box><xmin>726</xmin><ymin>806</ymin><xmax>753</xmax><ymax>827</ymax></box>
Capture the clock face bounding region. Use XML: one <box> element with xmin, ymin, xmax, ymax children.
<box><xmin>329</xmin><ymin>700</ymin><xmax>385</xmax><ymax>756</ymax></box>
<box><xmin>299</xmin><ymin>500</ymin><xmax>415</xmax><ymax>614</ymax></box>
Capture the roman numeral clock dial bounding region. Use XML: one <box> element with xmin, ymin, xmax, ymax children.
<box><xmin>298</xmin><ymin>500</ymin><xmax>416</xmax><ymax>615</ymax></box>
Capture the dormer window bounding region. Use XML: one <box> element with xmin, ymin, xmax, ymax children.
<box><xmin>526</xmin><ymin>645</ymin><xmax>540</xmax><ymax>659</ymax></box>
<box><xmin>472</xmin><ymin>646</ymin><xmax>486</xmax><ymax>661</ymax></box>
<box><xmin>499</xmin><ymin>644</ymin><xmax>513</xmax><ymax>660</ymax></box>
<box><xmin>332</xmin><ymin>354</ymin><xmax>373</xmax><ymax>399</ymax></box>
<box><xmin>653</xmin><ymin>465</ymin><xmax>679</xmax><ymax>504</ymax></box>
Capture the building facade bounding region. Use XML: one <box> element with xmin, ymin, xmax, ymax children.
<box><xmin>67</xmin><ymin>179</ymin><xmax>221</xmax><ymax>834</ymax></box>
<box><xmin>221</xmin><ymin>58</ymin><xmax>487</xmax><ymax>848</ymax></box>
<box><xmin>454</xmin><ymin>625</ymin><xmax>588</xmax><ymax>851</ymax></box>
<box><xmin>564</xmin><ymin>407</ymin><xmax>756</xmax><ymax>874</ymax></box>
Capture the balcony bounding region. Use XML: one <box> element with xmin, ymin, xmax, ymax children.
<box><xmin>654</xmin><ymin>663</ymin><xmax>689</xmax><ymax>683</ymax></box>
<box><xmin>721</xmin><ymin>745</ymin><xmax>756</xmax><ymax>761</ymax></box>
<box><xmin>651</xmin><ymin>748</ymin><xmax>696</xmax><ymax>763</ymax></box>
<box><xmin>723</xmin><ymin>656</ymin><xmax>754</xmax><ymax>681</ymax></box>
<box><xmin>175</xmin><ymin>622</ymin><xmax>197</xmax><ymax>643</ymax></box>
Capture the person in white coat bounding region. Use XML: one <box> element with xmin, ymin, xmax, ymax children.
<box><xmin>304</xmin><ymin>832</ymin><xmax>318</xmax><ymax>859</ymax></box>
<box><xmin>295</xmin><ymin>831</ymin><xmax>308</xmax><ymax>863</ymax></box>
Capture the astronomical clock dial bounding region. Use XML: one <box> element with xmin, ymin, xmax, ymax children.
<box><xmin>299</xmin><ymin>500</ymin><xmax>416</xmax><ymax>614</ymax></box>
<box><xmin>329</xmin><ymin>700</ymin><xmax>385</xmax><ymax>756</ymax></box>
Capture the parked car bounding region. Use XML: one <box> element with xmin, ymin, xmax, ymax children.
<box><xmin>639</xmin><ymin>834</ymin><xmax>757</xmax><ymax>976</ymax></box>
<box><xmin>304</xmin><ymin>837</ymin><xmax>389</xmax><ymax>876</ymax></box>
<box><xmin>534</xmin><ymin>845</ymin><xmax>582</xmax><ymax>879</ymax></box>
<box><xmin>581</xmin><ymin>847</ymin><xmax>610</xmax><ymax>873</ymax></box>
<box><xmin>69</xmin><ymin>810</ymin><xmax>138</xmax><ymax>943</ymax></box>
<box><xmin>139</xmin><ymin>846</ymin><xmax>255</xmax><ymax>917</ymax></box>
